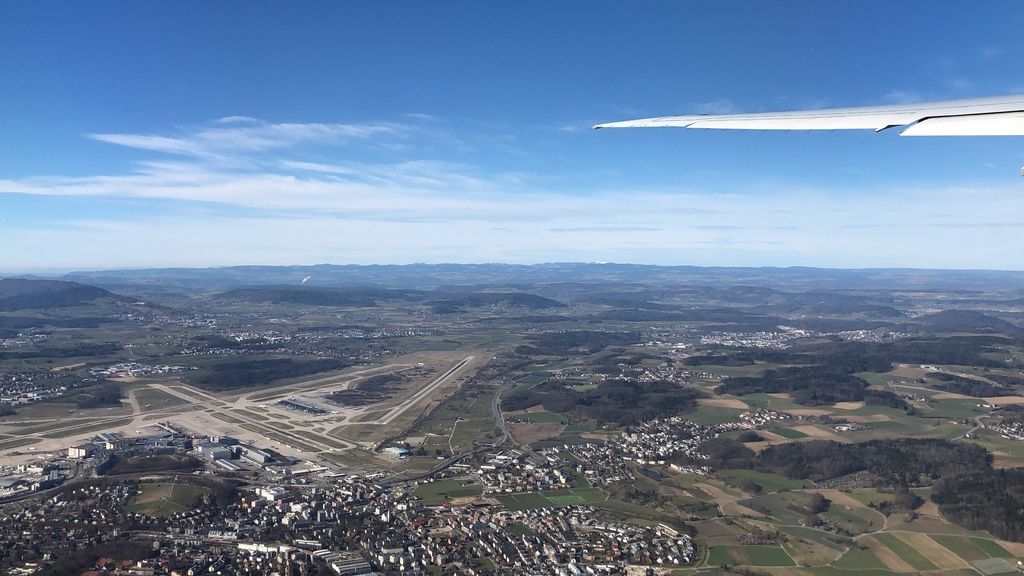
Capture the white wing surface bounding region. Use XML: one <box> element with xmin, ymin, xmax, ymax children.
<box><xmin>594</xmin><ymin>94</ymin><xmax>1024</xmax><ymax>136</ymax></box>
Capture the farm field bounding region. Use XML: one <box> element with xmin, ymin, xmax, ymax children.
<box><xmin>706</xmin><ymin>545</ymin><xmax>794</xmax><ymax>567</ymax></box>
<box><xmin>871</xmin><ymin>532</ymin><xmax>938</xmax><ymax>570</ymax></box>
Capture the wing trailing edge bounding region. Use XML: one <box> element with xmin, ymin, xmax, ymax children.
<box><xmin>594</xmin><ymin>94</ymin><xmax>1024</xmax><ymax>136</ymax></box>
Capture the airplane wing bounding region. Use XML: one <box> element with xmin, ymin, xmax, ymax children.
<box><xmin>593</xmin><ymin>94</ymin><xmax>1024</xmax><ymax>136</ymax></box>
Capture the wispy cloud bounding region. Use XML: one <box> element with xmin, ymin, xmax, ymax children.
<box><xmin>882</xmin><ymin>89</ymin><xmax>924</xmax><ymax>104</ymax></box>
<box><xmin>979</xmin><ymin>45</ymin><xmax>1003</xmax><ymax>61</ymax></box>
<box><xmin>89</xmin><ymin>118</ymin><xmax>410</xmax><ymax>159</ymax></box>
<box><xmin>549</xmin><ymin>225</ymin><xmax>661</xmax><ymax>233</ymax></box>
<box><xmin>692</xmin><ymin>98</ymin><xmax>739</xmax><ymax>115</ymax></box>
<box><xmin>945</xmin><ymin>77</ymin><xmax>976</xmax><ymax>92</ymax></box>
<box><xmin>3</xmin><ymin>116</ymin><xmax>1024</xmax><ymax>271</ymax></box>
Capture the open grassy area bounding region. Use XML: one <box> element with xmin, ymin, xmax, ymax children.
<box><xmin>740</xmin><ymin>492</ymin><xmax>816</xmax><ymax>525</ymax></box>
<box><xmin>413</xmin><ymin>382</ymin><xmax>499</xmax><ymax>455</ymax></box>
<box><xmin>741</xmin><ymin>393</ymin><xmax>806</xmax><ymax>412</ymax></box>
<box><xmin>518</xmin><ymin>371</ymin><xmax>552</xmax><ymax>385</ymax></box>
<box><xmin>930</xmin><ymin>535</ymin><xmax>1003</xmax><ymax>561</ymax></box>
<box><xmin>717</xmin><ymin>469</ymin><xmax>808</xmax><ymax>493</ymax></box>
<box><xmin>808</xmin><ymin>567</ymin><xmax>899</xmax><ymax>576</ymax></box>
<box><xmin>970</xmin><ymin>537</ymin><xmax>1014</xmax><ymax>559</ymax></box>
<box><xmin>507</xmin><ymin>371</ymin><xmax>552</xmax><ymax>396</ymax></box>
<box><xmin>844</xmin><ymin>488</ymin><xmax>895</xmax><ymax>508</ymax></box>
<box><xmin>124</xmin><ymin>482</ymin><xmax>211</xmax><ymax>517</ymax></box>
<box><xmin>780</xmin><ymin>525</ymin><xmax>852</xmax><ymax>551</ymax></box>
<box><xmin>497</xmin><ymin>487</ymin><xmax>606</xmax><ymax>511</ymax></box>
<box><xmin>820</xmin><ymin>503</ymin><xmax>882</xmax><ymax>534</ymax></box>
<box><xmin>767</xmin><ymin>426</ymin><xmax>808</xmax><ymax>439</ymax></box>
<box><xmin>707</xmin><ymin>545</ymin><xmax>794</xmax><ymax>567</ymax></box>
<box><xmin>685</xmin><ymin>404</ymin><xmax>743</xmax><ymax>426</ymax></box>
<box><xmin>132</xmin><ymin>387</ymin><xmax>191</xmax><ymax>410</ymax></box>
<box><xmin>413</xmin><ymin>478</ymin><xmax>482</xmax><ymax>505</ymax></box>
<box><xmin>515</xmin><ymin>410</ymin><xmax>565</xmax><ymax>424</ymax></box>
<box><xmin>832</xmin><ymin>546</ymin><xmax>891</xmax><ymax>571</ymax></box>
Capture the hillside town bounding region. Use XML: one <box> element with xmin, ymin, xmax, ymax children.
<box><xmin>0</xmin><ymin>448</ymin><xmax>695</xmax><ymax>575</ymax></box>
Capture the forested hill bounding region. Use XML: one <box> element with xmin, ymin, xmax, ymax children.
<box><xmin>215</xmin><ymin>286</ymin><xmax>424</xmax><ymax>307</ymax></box>
<box><xmin>918</xmin><ymin>309</ymin><xmax>1024</xmax><ymax>338</ymax></box>
<box><xmin>214</xmin><ymin>286</ymin><xmax>565</xmax><ymax>310</ymax></box>
<box><xmin>0</xmin><ymin>278</ymin><xmax>122</xmax><ymax>311</ymax></box>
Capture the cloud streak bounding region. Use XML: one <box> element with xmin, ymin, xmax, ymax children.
<box><xmin>2</xmin><ymin>117</ymin><xmax>1024</xmax><ymax>271</ymax></box>
<box><xmin>88</xmin><ymin>118</ymin><xmax>411</xmax><ymax>159</ymax></box>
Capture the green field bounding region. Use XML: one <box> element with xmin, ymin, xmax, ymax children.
<box><xmin>707</xmin><ymin>545</ymin><xmax>794</xmax><ymax>567</ymax></box>
<box><xmin>518</xmin><ymin>371</ymin><xmax>552</xmax><ymax>385</ymax></box>
<box><xmin>767</xmin><ymin>426</ymin><xmax>808</xmax><ymax>439</ymax></box>
<box><xmin>497</xmin><ymin>487</ymin><xmax>606</xmax><ymax>511</ymax></box>
<box><xmin>873</xmin><ymin>532</ymin><xmax>937</xmax><ymax>570</ymax></box>
<box><xmin>846</xmin><ymin>489</ymin><xmax>894</xmax><ymax>508</ymax></box>
<box><xmin>507</xmin><ymin>371</ymin><xmax>551</xmax><ymax>395</ymax></box>
<box><xmin>970</xmin><ymin>537</ymin><xmax>1014</xmax><ymax>559</ymax></box>
<box><xmin>132</xmin><ymin>387</ymin><xmax>191</xmax><ymax>410</ymax></box>
<box><xmin>717</xmin><ymin>469</ymin><xmax>807</xmax><ymax>493</ymax></box>
<box><xmin>685</xmin><ymin>404</ymin><xmax>743</xmax><ymax>425</ymax></box>
<box><xmin>516</xmin><ymin>411</ymin><xmax>565</xmax><ymax>423</ymax></box>
<box><xmin>820</xmin><ymin>504</ymin><xmax>882</xmax><ymax>534</ymax></box>
<box><xmin>807</xmin><ymin>567</ymin><xmax>899</xmax><ymax>576</ymax></box>
<box><xmin>930</xmin><ymin>535</ymin><xmax>1008</xmax><ymax>561</ymax></box>
<box><xmin>780</xmin><ymin>526</ymin><xmax>852</xmax><ymax>551</ymax></box>
<box><xmin>414</xmin><ymin>382</ymin><xmax>500</xmax><ymax>454</ymax></box>
<box><xmin>741</xmin><ymin>393</ymin><xmax>806</xmax><ymax>412</ymax></box>
<box><xmin>413</xmin><ymin>479</ymin><xmax>482</xmax><ymax>505</ymax></box>
<box><xmin>124</xmin><ymin>483</ymin><xmax>211</xmax><ymax>517</ymax></box>
<box><xmin>741</xmin><ymin>492</ymin><xmax>816</xmax><ymax>525</ymax></box>
<box><xmin>832</xmin><ymin>546</ymin><xmax>891</xmax><ymax>571</ymax></box>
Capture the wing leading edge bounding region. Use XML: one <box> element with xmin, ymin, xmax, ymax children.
<box><xmin>593</xmin><ymin>94</ymin><xmax>1024</xmax><ymax>136</ymax></box>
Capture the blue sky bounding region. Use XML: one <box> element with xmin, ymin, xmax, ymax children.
<box><xmin>2</xmin><ymin>1</ymin><xmax>1024</xmax><ymax>271</ymax></box>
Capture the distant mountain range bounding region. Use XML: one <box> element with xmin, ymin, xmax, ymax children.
<box><xmin>56</xmin><ymin>262</ymin><xmax>1024</xmax><ymax>292</ymax></box>
<box><xmin>2</xmin><ymin>271</ymin><xmax>1023</xmax><ymax>340</ymax></box>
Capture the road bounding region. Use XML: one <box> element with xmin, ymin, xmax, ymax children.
<box><xmin>383</xmin><ymin>379</ymin><xmax>512</xmax><ymax>487</ymax></box>
<box><xmin>492</xmin><ymin>381</ymin><xmax>510</xmax><ymax>444</ymax></box>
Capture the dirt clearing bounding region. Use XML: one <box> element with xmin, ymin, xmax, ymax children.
<box><xmin>509</xmin><ymin>422</ymin><xmax>563</xmax><ymax>444</ymax></box>
<box><xmin>983</xmin><ymin>396</ymin><xmax>1024</xmax><ymax>406</ymax></box>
